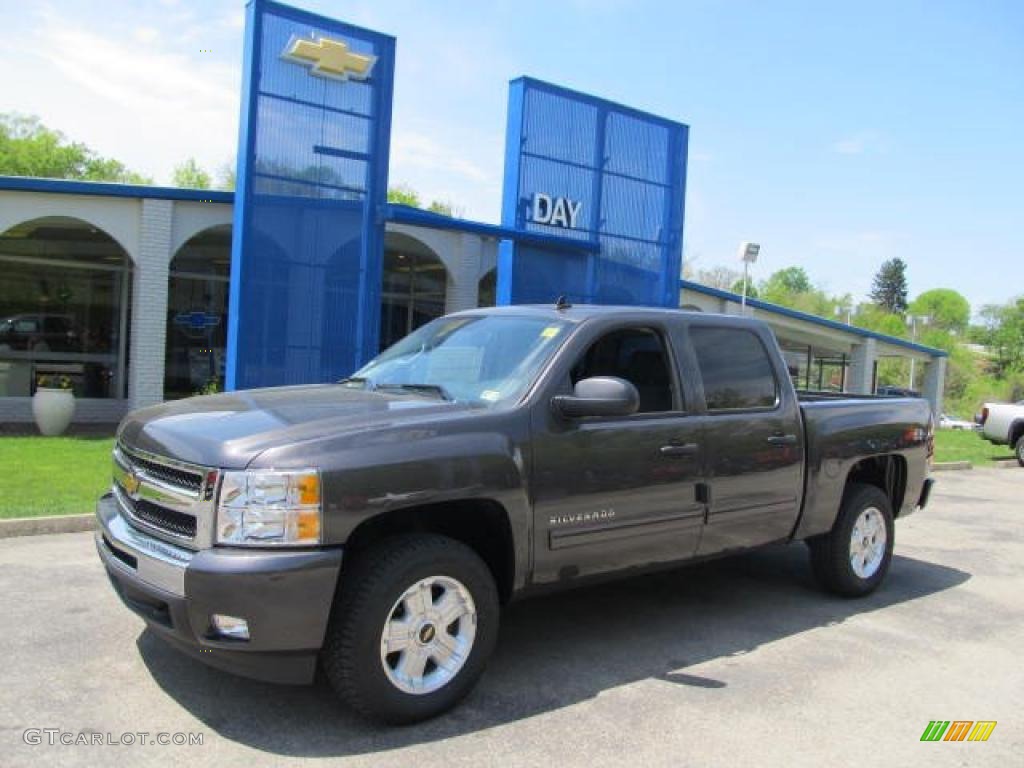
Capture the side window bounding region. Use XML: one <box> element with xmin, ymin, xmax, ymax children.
<box><xmin>690</xmin><ymin>327</ymin><xmax>778</xmax><ymax>411</ymax></box>
<box><xmin>570</xmin><ymin>327</ymin><xmax>677</xmax><ymax>413</ymax></box>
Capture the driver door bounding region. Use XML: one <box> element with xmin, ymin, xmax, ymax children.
<box><xmin>529</xmin><ymin>321</ymin><xmax>706</xmax><ymax>586</ymax></box>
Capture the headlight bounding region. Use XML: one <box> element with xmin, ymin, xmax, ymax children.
<box><xmin>216</xmin><ymin>469</ymin><xmax>321</xmax><ymax>546</ymax></box>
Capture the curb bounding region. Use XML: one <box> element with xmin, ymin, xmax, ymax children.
<box><xmin>0</xmin><ymin>514</ymin><xmax>95</xmax><ymax>539</ymax></box>
<box><xmin>931</xmin><ymin>461</ymin><xmax>972</xmax><ymax>472</ymax></box>
<box><xmin>992</xmin><ymin>459</ymin><xmax>1021</xmax><ymax>470</ymax></box>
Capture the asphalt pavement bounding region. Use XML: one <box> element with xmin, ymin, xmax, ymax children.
<box><xmin>1</xmin><ymin>467</ymin><xmax>1021</xmax><ymax>766</ymax></box>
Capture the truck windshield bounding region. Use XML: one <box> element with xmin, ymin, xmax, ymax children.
<box><xmin>348</xmin><ymin>315</ymin><xmax>571</xmax><ymax>406</ymax></box>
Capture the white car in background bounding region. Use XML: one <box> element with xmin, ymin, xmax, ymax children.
<box><xmin>939</xmin><ymin>413</ymin><xmax>977</xmax><ymax>431</ymax></box>
<box><xmin>980</xmin><ymin>402</ymin><xmax>1024</xmax><ymax>466</ymax></box>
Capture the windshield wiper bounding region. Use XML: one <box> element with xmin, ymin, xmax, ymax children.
<box><xmin>377</xmin><ymin>383</ymin><xmax>452</xmax><ymax>401</ymax></box>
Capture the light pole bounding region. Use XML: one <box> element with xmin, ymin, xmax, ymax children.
<box><xmin>834</xmin><ymin>303</ymin><xmax>853</xmax><ymax>325</ymax></box>
<box><xmin>907</xmin><ymin>314</ymin><xmax>930</xmax><ymax>390</ymax></box>
<box><xmin>738</xmin><ymin>241</ymin><xmax>760</xmax><ymax>313</ymax></box>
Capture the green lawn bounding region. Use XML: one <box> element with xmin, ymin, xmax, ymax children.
<box><xmin>0</xmin><ymin>436</ymin><xmax>115</xmax><ymax>519</ymax></box>
<box><xmin>933</xmin><ymin>429</ymin><xmax>1015</xmax><ymax>465</ymax></box>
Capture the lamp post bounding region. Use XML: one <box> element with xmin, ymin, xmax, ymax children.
<box><xmin>907</xmin><ymin>314</ymin><xmax>930</xmax><ymax>390</ymax></box>
<box><xmin>738</xmin><ymin>241</ymin><xmax>760</xmax><ymax>313</ymax></box>
<box><xmin>834</xmin><ymin>303</ymin><xmax>853</xmax><ymax>325</ymax></box>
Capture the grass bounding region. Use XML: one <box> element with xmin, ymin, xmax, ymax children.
<box><xmin>0</xmin><ymin>436</ymin><xmax>115</xmax><ymax>519</ymax></box>
<box><xmin>933</xmin><ymin>429</ymin><xmax>1015</xmax><ymax>465</ymax></box>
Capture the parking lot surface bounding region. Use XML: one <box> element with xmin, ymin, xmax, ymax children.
<box><xmin>1</xmin><ymin>467</ymin><xmax>1021</xmax><ymax>767</ymax></box>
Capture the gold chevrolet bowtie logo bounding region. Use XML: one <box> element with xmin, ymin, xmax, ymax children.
<box><xmin>282</xmin><ymin>35</ymin><xmax>376</xmax><ymax>81</ymax></box>
<box><xmin>122</xmin><ymin>470</ymin><xmax>141</xmax><ymax>497</ymax></box>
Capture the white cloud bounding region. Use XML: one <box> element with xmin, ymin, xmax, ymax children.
<box><xmin>9</xmin><ymin>14</ymin><xmax>241</xmax><ymax>183</ymax></box>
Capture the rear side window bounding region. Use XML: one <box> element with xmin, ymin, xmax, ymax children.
<box><xmin>690</xmin><ymin>327</ymin><xmax>778</xmax><ymax>411</ymax></box>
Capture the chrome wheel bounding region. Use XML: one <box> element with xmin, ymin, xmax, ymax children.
<box><xmin>850</xmin><ymin>507</ymin><xmax>887</xmax><ymax>579</ymax></box>
<box><xmin>379</xmin><ymin>575</ymin><xmax>477</xmax><ymax>695</ymax></box>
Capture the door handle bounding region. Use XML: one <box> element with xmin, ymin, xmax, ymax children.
<box><xmin>767</xmin><ymin>433</ymin><xmax>798</xmax><ymax>446</ymax></box>
<box><xmin>660</xmin><ymin>442</ymin><xmax>698</xmax><ymax>457</ymax></box>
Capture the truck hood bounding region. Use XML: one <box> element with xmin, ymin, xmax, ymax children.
<box><xmin>118</xmin><ymin>384</ymin><xmax>476</xmax><ymax>469</ymax></box>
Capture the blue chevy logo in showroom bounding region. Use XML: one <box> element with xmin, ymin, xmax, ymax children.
<box><xmin>174</xmin><ymin>311</ymin><xmax>221</xmax><ymax>331</ymax></box>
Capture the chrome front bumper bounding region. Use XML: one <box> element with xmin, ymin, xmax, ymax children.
<box><xmin>95</xmin><ymin>492</ymin><xmax>192</xmax><ymax>596</ymax></box>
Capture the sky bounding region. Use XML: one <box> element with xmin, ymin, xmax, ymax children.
<box><xmin>0</xmin><ymin>0</ymin><xmax>1021</xmax><ymax>311</ymax></box>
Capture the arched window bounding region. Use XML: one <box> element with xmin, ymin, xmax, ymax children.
<box><xmin>380</xmin><ymin>232</ymin><xmax>448</xmax><ymax>350</ymax></box>
<box><xmin>164</xmin><ymin>225</ymin><xmax>231</xmax><ymax>399</ymax></box>
<box><xmin>478</xmin><ymin>268</ymin><xmax>497</xmax><ymax>308</ymax></box>
<box><xmin>0</xmin><ymin>217</ymin><xmax>131</xmax><ymax>398</ymax></box>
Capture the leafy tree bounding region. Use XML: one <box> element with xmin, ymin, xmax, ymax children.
<box><xmin>979</xmin><ymin>298</ymin><xmax>1024</xmax><ymax>375</ymax></box>
<box><xmin>909</xmin><ymin>289</ymin><xmax>970</xmax><ymax>333</ymax></box>
<box><xmin>870</xmin><ymin>258</ymin><xmax>909</xmax><ymax>314</ymax></box>
<box><xmin>172</xmin><ymin>157</ymin><xmax>212</xmax><ymax>189</ymax></box>
<box><xmin>761</xmin><ymin>267</ymin><xmax>812</xmax><ymax>301</ymax></box>
<box><xmin>0</xmin><ymin>112</ymin><xmax>151</xmax><ymax>184</ymax></box>
<box><xmin>387</xmin><ymin>184</ymin><xmax>420</xmax><ymax>207</ymax></box>
<box><xmin>427</xmin><ymin>199</ymin><xmax>454</xmax><ymax>216</ymax></box>
<box><xmin>730</xmin><ymin>276</ymin><xmax>758</xmax><ymax>298</ymax></box>
<box><xmin>853</xmin><ymin>304</ymin><xmax>908</xmax><ymax>338</ymax></box>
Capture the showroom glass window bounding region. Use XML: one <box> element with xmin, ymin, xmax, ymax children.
<box><xmin>0</xmin><ymin>217</ymin><xmax>131</xmax><ymax>398</ymax></box>
<box><xmin>690</xmin><ymin>326</ymin><xmax>778</xmax><ymax>411</ymax></box>
<box><xmin>165</xmin><ymin>225</ymin><xmax>231</xmax><ymax>399</ymax></box>
<box><xmin>379</xmin><ymin>234</ymin><xmax>448</xmax><ymax>351</ymax></box>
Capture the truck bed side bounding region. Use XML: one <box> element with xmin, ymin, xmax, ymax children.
<box><xmin>793</xmin><ymin>396</ymin><xmax>932</xmax><ymax>540</ymax></box>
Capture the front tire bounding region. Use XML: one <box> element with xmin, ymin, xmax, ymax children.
<box><xmin>808</xmin><ymin>483</ymin><xmax>894</xmax><ymax>597</ymax></box>
<box><xmin>321</xmin><ymin>534</ymin><xmax>499</xmax><ymax>724</ymax></box>
<box><xmin>1015</xmin><ymin>436</ymin><xmax>1024</xmax><ymax>467</ymax></box>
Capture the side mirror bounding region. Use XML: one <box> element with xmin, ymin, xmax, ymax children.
<box><xmin>552</xmin><ymin>376</ymin><xmax>639</xmax><ymax>419</ymax></box>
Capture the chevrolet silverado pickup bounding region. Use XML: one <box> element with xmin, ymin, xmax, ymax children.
<box><xmin>96</xmin><ymin>305</ymin><xmax>935</xmax><ymax>723</ymax></box>
<box><xmin>979</xmin><ymin>401</ymin><xmax>1024</xmax><ymax>465</ymax></box>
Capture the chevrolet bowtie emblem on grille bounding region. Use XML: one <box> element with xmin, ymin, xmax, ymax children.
<box><xmin>122</xmin><ymin>470</ymin><xmax>141</xmax><ymax>497</ymax></box>
<box><xmin>281</xmin><ymin>35</ymin><xmax>376</xmax><ymax>81</ymax></box>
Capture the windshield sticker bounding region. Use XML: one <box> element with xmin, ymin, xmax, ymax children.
<box><xmin>540</xmin><ymin>325</ymin><xmax>561</xmax><ymax>339</ymax></box>
<box><xmin>480</xmin><ymin>389</ymin><xmax>501</xmax><ymax>402</ymax></box>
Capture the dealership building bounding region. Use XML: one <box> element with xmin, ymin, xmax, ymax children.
<box><xmin>0</xmin><ymin>0</ymin><xmax>946</xmax><ymax>427</ymax></box>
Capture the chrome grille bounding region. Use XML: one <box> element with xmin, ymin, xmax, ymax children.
<box><xmin>112</xmin><ymin>442</ymin><xmax>217</xmax><ymax>549</ymax></box>
<box><xmin>116</xmin><ymin>441</ymin><xmax>204</xmax><ymax>496</ymax></box>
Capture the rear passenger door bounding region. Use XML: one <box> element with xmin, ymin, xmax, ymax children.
<box><xmin>684</xmin><ymin>322</ymin><xmax>804</xmax><ymax>556</ymax></box>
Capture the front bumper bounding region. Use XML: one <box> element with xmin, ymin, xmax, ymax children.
<box><xmin>95</xmin><ymin>493</ymin><xmax>343</xmax><ymax>684</ymax></box>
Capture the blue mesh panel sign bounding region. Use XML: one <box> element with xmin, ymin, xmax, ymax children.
<box><xmin>226</xmin><ymin>0</ymin><xmax>395</xmax><ymax>390</ymax></box>
<box><xmin>498</xmin><ymin>78</ymin><xmax>688</xmax><ymax>307</ymax></box>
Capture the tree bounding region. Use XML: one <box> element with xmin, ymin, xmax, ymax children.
<box><xmin>761</xmin><ymin>267</ymin><xmax>812</xmax><ymax>299</ymax></box>
<box><xmin>172</xmin><ymin>157</ymin><xmax>211</xmax><ymax>189</ymax></box>
<box><xmin>979</xmin><ymin>298</ymin><xmax>1024</xmax><ymax>375</ymax></box>
<box><xmin>730</xmin><ymin>276</ymin><xmax>758</xmax><ymax>298</ymax></box>
<box><xmin>693</xmin><ymin>266</ymin><xmax>742</xmax><ymax>291</ymax></box>
<box><xmin>387</xmin><ymin>184</ymin><xmax>420</xmax><ymax>207</ymax></box>
<box><xmin>870</xmin><ymin>258</ymin><xmax>909</xmax><ymax>314</ymax></box>
<box><xmin>0</xmin><ymin>112</ymin><xmax>151</xmax><ymax>184</ymax></box>
<box><xmin>216</xmin><ymin>162</ymin><xmax>236</xmax><ymax>191</ymax></box>
<box><xmin>427</xmin><ymin>199</ymin><xmax>454</xmax><ymax>217</ymax></box>
<box><xmin>909</xmin><ymin>289</ymin><xmax>970</xmax><ymax>333</ymax></box>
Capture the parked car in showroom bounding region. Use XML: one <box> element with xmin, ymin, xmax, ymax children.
<box><xmin>979</xmin><ymin>401</ymin><xmax>1024</xmax><ymax>466</ymax></box>
<box><xmin>95</xmin><ymin>305</ymin><xmax>935</xmax><ymax>723</ymax></box>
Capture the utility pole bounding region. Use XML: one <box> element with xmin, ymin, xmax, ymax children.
<box><xmin>907</xmin><ymin>314</ymin><xmax>930</xmax><ymax>390</ymax></box>
<box><xmin>738</xmin><ymin>242</ymin><xmax>760</xmax><ymax>313</ymax></box>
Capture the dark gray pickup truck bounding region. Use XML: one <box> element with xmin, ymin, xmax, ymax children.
<box><xmin>96</xmin><ymin>305</ymin><xmax>934</xmax><ymax>723</ymax></box>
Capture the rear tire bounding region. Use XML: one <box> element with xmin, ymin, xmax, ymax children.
<box><xmin>1015</xmin><ymin>436</ymin><xmax>1024</xmax><ymax>467</ymax></box>
<box><xmin>808</xmin><ymin>483</ymin><xmax>894</xmax><ymax>597</ymax></box>
<box><xmin>321</xmin><ymin>534</ymin><xmax>499</xmax><ymax>724</ymax></box>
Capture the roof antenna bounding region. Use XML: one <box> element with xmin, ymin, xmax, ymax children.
<box><xmin>555</xmin><ymin>294</ymin><xmax>572</xmax><ymax>311</ymax></box>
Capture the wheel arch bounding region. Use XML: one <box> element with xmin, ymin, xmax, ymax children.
<box><xmin>844</xmin><ymin>454</ymin><xmax>907</xmax><ymax>516</ymax></box>
<box><xmin>342</xmin><ymin>499</ymin><xmax>517</xmax><ymax>603</ymax></box>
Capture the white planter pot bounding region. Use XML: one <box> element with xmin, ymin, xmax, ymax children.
<box><xmin>32</xmin><ymin>388</ymin><xmax>76</xmax><ymax>436</ymax></box>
